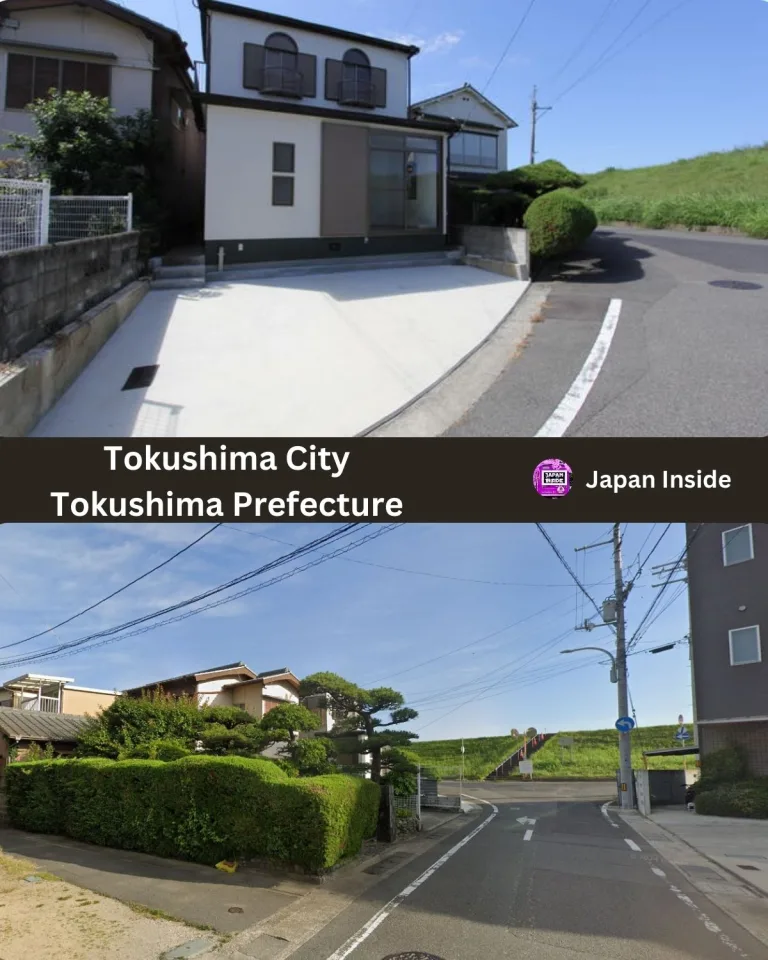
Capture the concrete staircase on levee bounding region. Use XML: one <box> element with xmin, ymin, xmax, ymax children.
<box><xmin>149</xmin><ymin>251</ymin><xmax>207</xmax><ymax>291</ymax></box>
<box><xmin>485</xmin><ymin>733</ymin><xmax>555</xmax><ymax>781</ymax></box>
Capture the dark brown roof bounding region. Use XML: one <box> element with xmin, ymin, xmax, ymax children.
<box><xmin>0</xmin><ymin>707</ymin><xmax>90</xmax><ymax>743</ymax></box>
<box><xmin>122</xmin><ymin>662</ymin><xmax>257</xmax><ymax>695</ymax></box>
<box><xmin>199</xmin><ymin>0</ymin><xmax>420</xmax><ymax>56</ymax></box>
<box><xmin>0</xmin><ymin>0</ymin><xmax>193</xmax><ymax>70</ymax></box>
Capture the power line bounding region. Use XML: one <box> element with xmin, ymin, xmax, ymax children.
<box><xmin>626</xmin><ymin>523</ymin><xmax>672</xmax><ymax>589</ymax></box>
<box><xmin>544</xmin><ymin>0</ymin><xmax>621</xmax><ymax>86</ymax></box>
<box><xmin>0</xmin><ymin>524</ymin><xmax>223</xmax><ymax>653</ymax></box>
<box><xmin>535</xmin><ymin>523</ymin><xmax>607</xmax><ymax>623</ymax></box>
<box><xmin>0</xmin><ymin>524</ymin><xmax>371</xmax><ymax>668</ymax></box>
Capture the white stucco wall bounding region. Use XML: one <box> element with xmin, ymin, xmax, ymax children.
<box><xmin>208</xmin><ymin>10</ymin><xmax>409</xmax><ymax>118</ymax></box>
<box><xmin>263</xmin><ymin>680</ymin><xmax>298</xmax><ymax>703</ymax></box>
<box><xmin>421</xmin><ymin>91</ymin><xmax>510</xmax><ymax>173</ymax></box>
<box><xmin>204</xmin><ymin>104</ymin><xmax>322</xmax><ymax>241</ymax></box>
<box><xmin>0</xmin><ymin>6</ymin><xmax>154</xmax><ymax>151</ymax></box>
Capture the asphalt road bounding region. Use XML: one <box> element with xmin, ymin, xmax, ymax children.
<box><xmin>447</xmin><ymin>227</ymin><xmax>768</xmax><ymax>437</ymax></box>
<box><xmin>289</xmin><ymin>788</ymin><xmax>766</xmax><ymax>960</ymax></box>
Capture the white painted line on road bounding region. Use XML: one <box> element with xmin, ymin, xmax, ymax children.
<box><xmin>600</xmin><ymin>801</ymin><xmax>619</xmax><ymax>828</ymax></box>
<box><xmin>652</xmin><ymin>867</ymin><xmax>667</xmax><ymax>878</ymax></box>
<box><xmin>625</xmin><ymin>839</ymin><xmax>642</xmax><ymax>853</ymax></box>
<box><xmin>523</xmin><ymin>829</ymin><xmax>534</xmax><ymax>842</ymax></box>
<box><xmin>669</xmin><ymin>885</ymin><xmax>748</xmax><ymax>956</ymax></box>
<box><xmin>535</xmin><ymin>298</ymin><xmax>622</xmax><ymax>438</ymax></box>
<box><xmin>323</xmin><ymin>798</ymin><xmax>498</xmax><ymax>960</ymax></box>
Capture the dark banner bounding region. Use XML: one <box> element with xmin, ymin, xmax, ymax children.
<box><xmin>1</xmin><ymin>439</ymin><xmax>765</xmax><ymax>522</ymax></box>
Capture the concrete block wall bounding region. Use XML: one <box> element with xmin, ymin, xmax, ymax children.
<box><xmin>457</xmin><ymin>225</ymin><xmax>529</xmax><ymax>268</ymax></box>
<box><xmin>699</xmin><ymin>721</ymin><xmax>768</xmax><ymax>776</ymax></box>
<box><xmin>0</xmin><ymin>231</ymin><xmax>141</xmax><ymax>361</ymax></box>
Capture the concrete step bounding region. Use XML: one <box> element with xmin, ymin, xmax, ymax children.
<box><xmin>154</xmin><ymin>264</ymin><xmax>207</xmax><ymax>279</ymax></box>
<box><xmin>150</xmin><ymin>277</ymin><xmax>207</xmax><ymax>290</ymax></box>
<box><xmin>208</xmin><ymin>248</ymin><xmax>465</xmax><ymax>282</ymax></box>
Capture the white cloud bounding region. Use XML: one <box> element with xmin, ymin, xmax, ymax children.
<box><xmin>390</xmin><ymin>31</ymin><xmax>464</xmax><ymax>54</ymax></box>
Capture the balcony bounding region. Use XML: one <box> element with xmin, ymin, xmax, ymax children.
<box><xmin>260</xmin><ymin>65</ymin><xmax>303</xmax><ymax>98</ymax></box>
<box><xmin>21</xmin><ymin>696</ymin><xmax>60</xmax><ymax>713</ymax></box>
<box><xmin>338</xmin><ymin>77</ymin><xmax>375</xmax><ymax>108</ymax></box>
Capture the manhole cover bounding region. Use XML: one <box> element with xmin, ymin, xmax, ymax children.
<box><xmin>382</xmin><ymin>955</ymin><xmax>446</xmax><ymax>960</ymax></box>
<box><xmin>708</xmin><ymin>280</ymin><xmax>762</xmax><ymax>290</ymax></box>
<box><xmin>228</xmin><ymin>906</ymin><xmax>244</xmax><ymax>914</ymax></box>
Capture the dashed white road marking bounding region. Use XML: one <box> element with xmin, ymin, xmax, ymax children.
<box><xmin>323</xmin><ymin>795</ymin><xmax>497</xmax><ymax>960</ymax></box>
<box><xmin>535</xmin><ymin>297</ymin><xmax>622</xmax><ymax>438</ymax></box>
<box><xmin>625</xmin><ymin>839</ymin><xmax>642</xmax><ymax>852</ymax></box>
<box><xmin>652</xmin><ymin>867</ymin><xmax>667</xmax><ymax>878</ymax></box>
<box><xmin>669</xmin><ymin>885</ymin><xmax>749</xmax><ymax>956</ymax></box>
<box><xmin>524</xmin><ymin>829</ymin><xmax>534</xmax><ymax>842</ymax></box>
<box><xmin>600</xmin><ymin>800</ymin><xmax>620</xmax><ymax>828</ymax></box>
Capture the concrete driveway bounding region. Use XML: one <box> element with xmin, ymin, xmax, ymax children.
<box><xmin>31</xmin><ymin>265</ymin><xmax>528</xmax><ymax>438</ymax></box>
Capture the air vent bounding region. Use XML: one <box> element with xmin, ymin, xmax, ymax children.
<box><xmin>122</xmin><ymin>365</ymin><xmax>159</xmax><ymax>391</ymax></box>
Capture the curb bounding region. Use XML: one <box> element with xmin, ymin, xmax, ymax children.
<box><xmin>620</xmin><ymin>809</ymin><xmax>767</xmax><ymax>901</ymax></box>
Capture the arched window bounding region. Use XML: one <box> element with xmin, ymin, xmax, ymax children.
<box><xmin>263</xmin><ymin>32</ymin><xmax>299</xmax><ymax>93</ymax></box>
<box><xmin>340</xmin><ymin>48</ymin><xmax>372</xmax><ymax>104</ymax></box>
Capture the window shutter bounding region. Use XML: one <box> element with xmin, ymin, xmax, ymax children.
<box><xmin>371</xmin><ymin>67</ymin><xmax>387</xmax><ymax>108</ymax></box>
<box><xmin>33</xmin><ymin>57</ymin><xmax>60</xmax><ymax>101</ymax></box>
<box><xmin>243</xmin><ymin>43</ymin><xmax>265</xmax><ymax>90</ymax></box>
<box><xmin>85</xmin><ymin>63</ymin><xmax>111</xmax><ymax>100</ymax></box>
<box><xmin>298</xmin><ymin>52</ymin><xmax>316</xmax><ymax>98</ymax></box>
<box><xmin>324</xmin><ymin>58</ymin><xmax>342</xmax><ymax>101</ymax></box>
<box><xmin>62</xmin><ymin>60</ymin><xmax>86</xmax><ymax>93</ymax></box>
<box><xmin>5</xmin><ymin>54</ymin><xmax>33</xmax><ymax>109</ymax></box>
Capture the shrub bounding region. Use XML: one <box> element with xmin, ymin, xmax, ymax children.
<box><xmin>485</xmin><ymin>160</ymin><xmax>586</xmax><ymax>198</ymax></box>
<box><xmin>698</xmin><ymin>744</ymin><xmax>750</xmax><ymax>791</ymax></box>
<box><xmin>6</xmin><ymin>756</ymin><xmax>380</xmax><ymax>872</ymax></box>
<box><xmin>523</xmin><ymin>188</ymin><xmax>597</xmax><ymax>260</ymax></box>
<box><xmin>695</xmin><ymin>780</ymin><xmax>768</xmax><ymax>819</ymax></box>
<box><xmin>119</xmin><ymin>738</ymin><xmax>192</xmax><ymax>761</ymax></box>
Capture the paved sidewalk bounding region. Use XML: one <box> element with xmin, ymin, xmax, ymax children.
<box><xmin>31</xmin><ymin>266</ymin><xmax>529</xmax><ymax>438</ymax></box>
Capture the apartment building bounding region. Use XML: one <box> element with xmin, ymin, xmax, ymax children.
<box><xmin>0</xmin><ymin>673</ymin><xmax>118</xmax><ymax>715</ymax></box>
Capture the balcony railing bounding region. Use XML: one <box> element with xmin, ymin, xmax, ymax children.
<box><xmin>21</xmin><ymin>696</ymin><xmax>60</xmax><ymax>713</ymax></box>
<box><xmin>338</xmin><ymin>77</ymin><xmax>375</xmax><ymax>107</ymax></box>
<box><xmin>260</xmin><ymin>65</ymin><xmax>303</xmax><ymax>97</ymax></box>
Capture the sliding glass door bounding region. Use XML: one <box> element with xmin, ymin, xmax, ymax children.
<box><xmin>369</xmin><ymin>133</ymin><xmax>441</xmax><ymax>232</ymax></box>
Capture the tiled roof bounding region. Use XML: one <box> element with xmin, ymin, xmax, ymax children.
<box><xmin>256</xmin><ymin>668</ymin><xmax>291</xmax><ymax>678</ymax></box>
<box><xmin>123</xmin><ymin>662</ymin><xmax>255</xmax><ymax>693</ymax></box>
<box><xmin>0</xmin><ymin>707</ymin><xmax>90</xmax><ymax>743</ymax></box>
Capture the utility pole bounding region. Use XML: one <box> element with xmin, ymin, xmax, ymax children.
<box><xmin>613</xmin><ymin>523</ymin><xmax>635</xmax><ymax>810</ymax></box>
<box><xmin>529</xmin><ymin>85</ymin><xmax>552</xmax><ymax>165</ymax></box>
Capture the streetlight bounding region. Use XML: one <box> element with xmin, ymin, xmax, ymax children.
<box><xmin>561</xmin><ymin>646</ymin><xmax>618</xmax><ymax>684</ymax></box>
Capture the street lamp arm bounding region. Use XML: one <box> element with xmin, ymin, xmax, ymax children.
<box><xmin>561</xmin><ymin>646</ymin><xmax>617</xmax><ymax>668</ymax></box>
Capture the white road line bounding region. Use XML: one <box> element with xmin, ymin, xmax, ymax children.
<box><xmin>323</xmin><ymin>799</ymin><xmax>498</xmax><ymax>960</ymax></box>
<box><xmin>652</xmin><ymin>867</ymin><xmax>667</xmax><ymax>878</ymax></box>
<box><xmin>535</xmin><ymin>297</ymin><xmax>622</xmax><ymax>438</ymax></box>
<box><xmin>625</xmin><ymin>839</ymin><xmax>642</xmax><ymax>852</ymax></box>
<box><xmin>524</xmin><ymin>829</ymin><xmax>534</xmax><ymax>842</ymax></box>
<box><xmin>669</xmin><ymin>885</ymin><xmax>748</xmax><ymax>956</ymax></box>
<box><xmin>600</xmin><ymin>801</ymin><xmax>619</xmax><ymax>828</ymax></box>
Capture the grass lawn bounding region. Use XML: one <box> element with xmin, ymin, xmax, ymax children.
<box><xmin>577</xmin><ymin>144</ymin><xmax>768</xmax><ymax>238</ymax></box>
<box><xmin>521</xmin><ymin>725</ymin><xmax>690</xmax><ymax>780</ymax></box>
<box><xmin>405</xmin><ymin>735</ymin><xmax>525</xmax><ymax>780</ymax></box>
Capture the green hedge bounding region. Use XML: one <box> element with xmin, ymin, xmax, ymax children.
<box><xmin>485</xmin><ymin>160</ymin><xmax>586</xmax><ymax>198</ymax></box>
<box><xmin>6</xmin><ymin>755</ymin><xmax>380</xmax><ymax>872</ymax></box>
<box><xmin>523</xmin><ymin>188</ymin><xmax>597</xmax><ymax>260</ymax></box>
<box><xmin>695</xmin><ymin>780</ymin><xmax>768</xmax><ymax>819</ymax></box>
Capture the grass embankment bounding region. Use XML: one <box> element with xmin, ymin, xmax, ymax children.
<box><xmin>405</xmin><ymin>735</ymin><xmax>525</xmax><ymax>780</ymax></box>
<box><xmin>578</xmin><ymin>144</ymin><xmax>768</xmax><ymax>238</ymax></box>
<box><xmin>520</xmin><ymin>725</ymin><xmax>688</xmax><ymax>780</ymax></box>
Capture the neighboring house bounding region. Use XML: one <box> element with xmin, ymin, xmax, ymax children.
<box><xmin>410</xmin><ymin>83</ymin><xmax>517</xmax><ymax>180</ymax></box>
<box><xmin>0</xmin><ymin>673</ymin><xmax>118</xmax><ymax>715</ymax></box>
<box><xmin>196</xmin><ymin>0</ymin><xmax>459</xmax><ymax>265</ymax></box>
<box><xmin>0</xmin><ymin>0</ymin><xmax>205</xmax><ymax>241</ymax></box>
<box><xmin>686</xmin><ymin>522</ymin><xmax>768</xmax><ymax>775</ymax></box>
<box><xmin>122</xmin><ymin>661</ymin><xmax>303</xmax><ymax>720</ymax></box>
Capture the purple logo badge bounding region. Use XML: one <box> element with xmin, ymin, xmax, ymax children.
<box><xmin>533</xmin><ymin>459</ymin><xmax>572</xmax><ymax>498</ymax></box>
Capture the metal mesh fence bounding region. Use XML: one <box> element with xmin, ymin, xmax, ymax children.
<box><xmin>0</xmin><ymin>179</ymin><xmax>49</xmax><ymax>253</ymax></box>
<box><xmin>49</xmin><ymin>194</ymin><xmax>133</xmax><ymax>243</ymax></box>
<box><xmin>395</xmin><ymin>794</ymin><xmax>419</xmax><ymax>818</ymax></box>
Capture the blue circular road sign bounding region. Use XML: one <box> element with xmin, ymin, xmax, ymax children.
<box><xmin>615</xmin><ymin>716</ymin><xmax>635</xmax><ymax>732</ymax></box>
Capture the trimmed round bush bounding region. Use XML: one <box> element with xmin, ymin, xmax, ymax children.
<box><xmin>523</xmin><ymin>188</ymin><xmax>598</xmax><ymax>260</ymax></box>
<box><xmin>485</xmin><ymin>160</ymin><xmax>586</xmax><ymax>198</ymax></box>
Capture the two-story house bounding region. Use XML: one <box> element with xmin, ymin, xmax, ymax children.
<box><xmin>410</xmin><ymin>84</ymin><xmax>517</xmax><ymax>181</ymax></box>
<box><xmin>686</xmin><ymin>522</ymin><xmax>768</xmax><ymax>775</ymax></box>
<box><xmin>0</xmin><ymin>0</ymin><xmax>205</xmax><ymax>242</ymax></box>
<box><xmin>0</xmin><ymin>672</ymin><xmax>118</xmax><ymax>715</ymax></box>
<box><xmin>196</xmin><ymin>0</ymin><xmax>459</xmax><ymax>266</ymax></box>
<box><xmin>122</xmin><ymin>661</ymin><xmax>303</xmax><ymax>720</ymax></box>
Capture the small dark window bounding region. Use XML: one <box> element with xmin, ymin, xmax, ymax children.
<box><xmin>273</xmin><ymin>142</ymin><xmax>295</xmax><ymax>173</ymax></box>
<box><xmin>5</xmin><ymin>53</ymin><xmax>34</xmax><ymax>109</ymax></box>
<box><xmin>272</xmin><ymin>176</ymin><xmax>294</xmax><ymax>206</ymax></box>
<box><xmin>33</xmin><ymin>57</ymin><xmax>59</xmax><ymax>100</ymax></box>
<box><xmin>62</xmin><ymin>60</ymin><xmax>86</xmax><ymax>93</ymax></box>
<box><xmin>85</xmin><ymin>62</ymin><xmax>111</xmax><ymax>100</ymax></box>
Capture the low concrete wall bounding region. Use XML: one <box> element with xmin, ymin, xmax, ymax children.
<box><xmin>456</xmin><ymin>225</ymin><xmax>530</xmax><ymax>281</ymax></box>
<box><xmin>0</xmin><ymin>279</ymin><xmax>149</xmax><ymax>437</ymax></box>
<box><xmin>0</xmin><ymin>231</ymin><xmax>142</xmax><ymax>361</ymax></box>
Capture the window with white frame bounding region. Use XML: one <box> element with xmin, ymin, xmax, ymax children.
<box><xmin>722</xmin><ymin>524</ymin><xmax>754</xmax><ymax>566</ymax></box>
<box><xmin>729</xmin><ymin>625</ymin><xmax>761</xmax><ymax>666</ymax></box>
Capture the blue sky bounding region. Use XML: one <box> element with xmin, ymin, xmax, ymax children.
<box><xmin>120</xmin><ymin>0</ymin><xmax>767</xmax><ymax>171</ymax></box>
<box><xmin>0</xmin><ymin>523</ymin><xmax>693</xmax><ymax>741</ymax></box>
